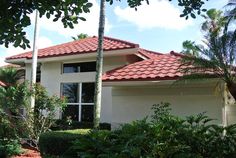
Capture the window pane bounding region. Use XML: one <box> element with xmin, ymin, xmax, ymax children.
<box><xmin>62</xmin><ymin>83</ymin><xmax>79</xmax><ymax>103</ymax></box>
<box><xmin>63</xmin><ymin>62</ymin><xmax>96</xmax><ymax>73</ymax></box>
<box><xmin>63</xmin><ymin>64</ymin><xmax>79</xmax><ymax>73</ymax></box>
<box><xmin>63</xmin><ymin>105</ymin><xmax>79</xmax><ymax>121</ymax></box>
<box><xmin>81</xmin><ymin>105</ymin><xmax>94</xmax><ymax>122</ymax></box>
<box><xmin>80</xmin><ymin>62</ymin><xmax>96</xmax><ymax>72</ymax></box>
<box><xmin>82</xmin><ymin>83</ymin><xmax>95</xmax><ymax>103</ymax></box>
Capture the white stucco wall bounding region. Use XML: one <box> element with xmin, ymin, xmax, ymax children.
<box><xmin>111</xmin><ymin>85</ymin><xmax>224</xmax><ymax>127</ymax></box>
<box><xmin>24</xmin><ymin>55</ymin><xmax>226</xmax><ymax>126</ymax></box>
<box><xmin>24</xmin><ymin>55</ymin><xmax>129</xmax><ymax>122</ymax></box>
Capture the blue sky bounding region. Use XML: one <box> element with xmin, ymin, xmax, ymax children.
<box><xmin>0</xmin><ymin>0</ymin><xmax>229</xmax><ymax>65</ymax></box>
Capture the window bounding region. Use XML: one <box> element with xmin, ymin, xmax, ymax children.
<box><xmin>61</xmin><ymin>82</ymin><xmax>95</xmax><ymax>122</ymax></box>
<box><xmin>63</xmin><ymin>62</ymin><xmax>96</xmax><ymax>73</ymax></box>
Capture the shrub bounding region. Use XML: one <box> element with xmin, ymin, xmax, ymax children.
<box><xmin>22</xmin><ymin>83</ymin><xmax>67</xmax><ymax>148</ymax></box>
<box><xmin>39</xmin><ymin>129</ymin><xmax>89</xmax><ymax>157</ymax></box>
<box><xmin>0</xmin><ymin>139</ymin><xmax>22</xmax><ymax>158</ymax></box>
<box><xmin>66</xmin><ymin>102</ymin><xmax>236</xmax><ymax>158</ymax></box>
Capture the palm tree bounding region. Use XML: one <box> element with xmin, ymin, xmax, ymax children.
<box><xmin>181</xmin><ymin>8</ymin><xmax>236</xmax><ymax>100</ymax></box>
<box><xmin>182</xmin><ymin>30</ymin><xmax>236</xmax><ymax>99</ymax></box>
<box><xmin>93</xmin><ymin>0</ymin><xmax>105</xmax><ymax>129</ymax></box>
<box><xmin>0</xmin><ymin>67</ymin><xmax>25</xmax><ymax>87</ymax></box>
<box><xmin>182</xmin><ymin>40</ymin><xmax>200</xmax><ymax>56</ymax></box>
<box><xmin>72</xmin><ymin>33</ymin><xmax>89</xmax><ymax>40</ymax></box>
<box><xmin>201</xmin><ymin>9</ymin><xmax>227</xmax><ymax>36</ymax></box>
<box><xmin>226</xmin><ymin>0</ymin><xmax>236</xmax><ymax>22</ymax></box>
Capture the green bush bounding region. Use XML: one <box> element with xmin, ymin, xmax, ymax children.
<box><xmin>0</xmin><ymin>139</ymin><xmax>22</xmax><ymax>158</ymax></box>
<box><xmin>39</xmin><ymin>129</ymin><xmax>89</xmax><ymax>157</ymax></box>
<box><xmin>66</xmin><ymin>102</ymin><xmax>236</xmax><ymax>158</ymax></box>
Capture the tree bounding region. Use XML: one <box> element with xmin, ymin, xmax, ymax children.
<box><xmin>0</xmin><ymin>0</ymin><xmax>208</xmax><ymax>49</ymax></box>
<box><xmin>226</xmin><ymin>0</ymin><xmax>236</xmax><ymax>22</ymax></box>
<box><xmin>181</xmin><ymin>9</ymin><xmax>236</xmax><ymax>100</ymax></box>
<box><xmin>182</xmin><ymin>9</ymin><xmax>227</xmax><ymax>56</ymax></box>
<box><xmin>201</xmin><ymin>9</ymin><xmax>227</xmax><ymax>36</ymax></box>
<box><xmin>0</xmin><ymin>0</ymin><xmax>93</xmax><ymax>49</ymax></box>
<box><xmin>72</xmin><ymin>33</ymin><xmax>89</xmax><ymax>41</ymax></box>
<box><xmin>93</xmin><ymin>0</ymin><xmax>105</xmax><ymax>129</ymax></box>
<box><xmin>182</xmin><ymin>40</ymin><xmax>199</xmax><ymax>56</ymax></box>
<box><xmin>0</xmin><ymin>67</ymin><xmax>25</xmax><ymax>87</ymax></box>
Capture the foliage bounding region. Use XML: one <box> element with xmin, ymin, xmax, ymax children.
<box><xmin>0</xmin><ymin>67</ymin><xmax>25</xmax><ymax>87</ymax></box>
<box><xmin>0</xmin><ymin>0</ymin><xmax>208</xmax><ymax>49</ymax></box>
<box><xmin>72</xmin><ymin>33</ymin><xmax>89</xmax><ymax>41</ymax></box>
<box><xmin>180</xmin><ymin>8</ymin><xmax>236</xmax><ymax>100</ymax></box>
<box><xmin>182</xmin><ymin>40</ymin><xmax>200</xmax><ymax>56</ymax></box>
<box><xmin>0</xmin><ymin>82</ymin><xmax>67</xmax><ymax>150</ymax></box>
<box><xmin>0</xmin><ymin>82</ymin><xmax>30</xmax><ymax>113</ymax></box>
<box><xmin>0</xmin><ymin>82</ymin><xmax>30</xmax><ymax>157</ymax></box>
<box><xmin>0</xmin><ymin>0</ymin><xmax>93</xmax><ymax>49</ymax></box>
<box><xmin>64</xmin><ymin>102</ymin><xmax>236</xmax><ymax>158</ymax></box>
<box><xmin>226</xmin><ymin>0</ymin><xmax>236</xmax><ymax>23</ymax></box>
<box><xmin>0</xmin><ymin>139</ymin><xmax>22</xmax><ymax>158</ymax></box>
<box><xmin>22</xmin><ymin>83</ymin><xmax>67</xmax><ymax>148</ymax></box>
<box><xmin>201</xmin><ymin>9</ymin><xmax>227</xmax><ymax>36</ymax></box>
<box><xmin>39</xmin><ymin>129</ymin><xmax>89</xmax><ymax>157</ymax></box>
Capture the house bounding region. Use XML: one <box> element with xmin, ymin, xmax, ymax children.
<box><xmin>5</xmin><ymin>36</ymin><xmax>234</xmax><ymax>127</ymax></box>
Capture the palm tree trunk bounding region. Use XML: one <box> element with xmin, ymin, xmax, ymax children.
<box><xmin>93</xmin><ymin>0</ymin><xmax>105</xmax><ymax>129</ymax></box>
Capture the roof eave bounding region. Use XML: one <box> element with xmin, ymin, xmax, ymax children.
<box><xmin>5</xmin><ymin>58</ymin><xmax>27</xmax><ymax>64</ymax></box>
<box><xmin>102</xmin><ymin>78</ymin><xmax>221</xmax><ymax>87</ymax></box>
<box><xmin>10</xmin><ymin>47</ymin><xmax>139</xmax><ymax>64</ymax></box>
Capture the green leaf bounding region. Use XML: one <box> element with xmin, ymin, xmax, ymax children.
<box><xmin>79</xmin><ymin>17</ymin><xmax>86</xmax><ymax>21</ymax></box>
<box><xmin>191</xmin><ymin>13</ymin><xmax>196</xmax><ymax>18</ymax></box>
<box><xmin>46</xmin><ymin>12</ymin><xmax>50</xmax><ymax>19</ymax></box>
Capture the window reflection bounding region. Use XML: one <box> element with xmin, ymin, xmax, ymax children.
<box><xmin>61</xmin><ymin>82</ymin><xmax>95</xmax><ymax>122</ymax></box>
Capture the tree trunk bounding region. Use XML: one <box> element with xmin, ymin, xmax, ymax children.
<box><xmin>93</xmin><ymin>0</ymin><xmax>105</xmax><ymax>129</ymax></box>
<box><xmin>227</xmin><ymin>82</ymin><xmax>236</xmax><ymax>101</ymax></box>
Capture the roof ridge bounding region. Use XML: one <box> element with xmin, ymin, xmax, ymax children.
<box><xmin>6</xmin><ymin>36</ymin><xmax>138</xmax><ymax>60</ymax></box>
<box><xmin>139</xmin><ymin>48</ymin><xmax>162</xmax><ymax>55</ymax></box>
<box><xmin>104</xmin><ymin>36</ymin><xmax>139</xmax><ymax>48</ymax></box>
<box><xmin>6</xmin><ymin>36</ymin><xmax>96</xmax><ymax>59</ymax></box>
<box><xmin>169</xmin><ymin>51</ymin><xmax>185</xmax><ymax>57</ymax></box>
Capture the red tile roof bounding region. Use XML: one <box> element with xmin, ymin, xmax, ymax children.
<box><xmin>103</xmin><ymin>51</ymin><xmax>184</xmax><ymax>81</ymax></box>
<box><xmin>138</xmin><ymin>48</ymin><xmax>162</xmax><ymax>59</ymax></box>
<box><xmin>6</xmin><ymin>36</ymin><xmax>139</xmax><ymax>60</ymax></box>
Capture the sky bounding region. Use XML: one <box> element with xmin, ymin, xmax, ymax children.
<box><xmin>0</xmin><ymin>0</ymin><xmax>229</xmax><ymax>66</ymax></box>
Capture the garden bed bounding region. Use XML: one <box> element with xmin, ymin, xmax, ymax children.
<box><xmin>12</xmin><ymin>148</ymin><xmax>41</xmax><ymax>158</ymax></box>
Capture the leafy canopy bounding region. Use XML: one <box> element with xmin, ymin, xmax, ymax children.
<box><xmin>0</xmin><ymin>0</ymin><xmax>207</xmax><ymax>49</ymax></box>
<box><xmin>0</xmin><ymin>0</ymin><xmax>93</xmax><ymax>49</ymax></box>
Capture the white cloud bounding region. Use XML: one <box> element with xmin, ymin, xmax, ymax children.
<box><xmin>32</xmin><ymin>0</ymin><xmax>112</xmax><ymax>37</ymax></box>
<box><xmin>0</xmin><ymin>36</ymin><xmax>53</xmax><ymax>66</ymax></box>
<box><xmin>114</xmin><ymin>0</ymin><xmax>193</xmax><ymax>30</ymax></box>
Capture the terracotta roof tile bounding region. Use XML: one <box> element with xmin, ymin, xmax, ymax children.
<box><xmin>6</xmin><ymin>36</ymin><xmax>139</xmax><ymax>60</ymax></box>
<box><xmin>137</xmin><ymin>48</ymin><xmax>162</xmax><ymax>59</ymax></box>
<box><xmin>103</xmin><ymin>52</ymin><xmax>184</xmax><ymax>81</ymax></box>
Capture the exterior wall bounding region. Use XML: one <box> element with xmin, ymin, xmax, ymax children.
<box><xmin>111</xmin><ymin>85</ymin><xmax>224</xmax><ymax>127</ymax></box>
<box><xmin>25</xmin><ymin>56</ymin><xmax>128</xmax><ymax>122</ymax></box>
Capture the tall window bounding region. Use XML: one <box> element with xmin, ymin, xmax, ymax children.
<box><xmin>63</xmin><ymin>62</ymin><xmax>96</xmax><ymax>73</ymax></box>
<box><xmin>61</xmin><ymin>82</ymin><xmax>95</xmax><ymax>122</ymax></box>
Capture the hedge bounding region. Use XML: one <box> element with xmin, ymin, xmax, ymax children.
<box><xmin>39</xmin><ymin>129</ymin><xmax>89</xmax><ymax>157</ymax></box>
<box><xmin>51</xmin><ymin>120</ymin><xmax>111</xmax><ymax>131</ymax></box>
